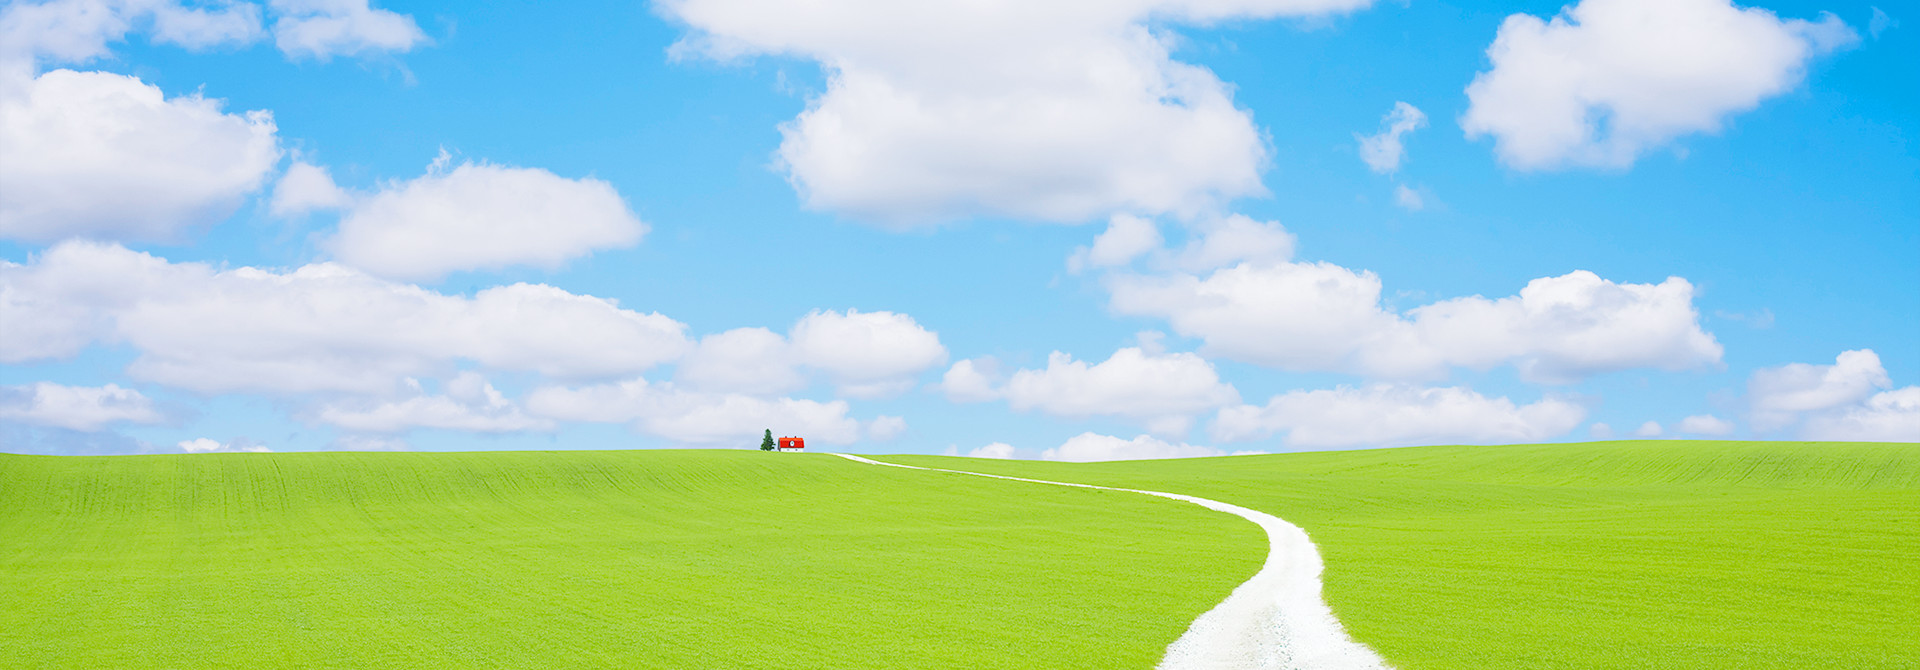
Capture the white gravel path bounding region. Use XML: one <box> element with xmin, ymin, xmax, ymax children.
<box><xmin>831</xmin><ymin>453</ymin><xmax>1392</xmax><ymax>670</ymax></box>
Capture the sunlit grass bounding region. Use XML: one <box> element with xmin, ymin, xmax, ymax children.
<box><xmin>0</xmin><ymin>450</ymin><xmax>1259</xmax><ymax>669</ymax></box>
<box><xmin>886</xmin><ymin>440</ymin><xmax>1920</xmax><ymax>669</ymax></box>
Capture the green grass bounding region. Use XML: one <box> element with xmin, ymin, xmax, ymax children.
<box><xmin>8</xmin><ymin>441</ymin><xmax>1914</xmax><ymax>669</ymax></box>
<box><xmin>0</xmin><ymin>450</ymin><xmax>1262</xmax><ymax>669</ymax></box>
<box><xmin>885</xmin><ymin>440</ymin><xmax>1920</xmax><ymax>670</ymax></box>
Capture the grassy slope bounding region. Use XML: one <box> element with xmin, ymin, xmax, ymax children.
<box><xmin>0</xmin><ymin>450</ymin><xmax>1262</xmax><ymax>669</ymax></box>
<box><xmin>887</xmin><ymin>440</ymin><xmax>1920</xmax><ymax>670</ymax></box>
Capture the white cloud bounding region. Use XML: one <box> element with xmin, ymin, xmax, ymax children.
<box><xmin>0</xmin><ymin>0</ymin><xmax>261</xmax><ymax>73</ymax></box>
<box><xmin>0</xmin><ymin>382</ymin><xmax>162</xmax><ymax>431</ymax></box>
<box><xmin>333</xmin><ymin>434</ymin><xmax>408</xmax><ymax>451</ymax></box>
<box><xmin>1751</xmin><ymin>347</ymin><xmax>1881</xmax><ymax>426</ymax></box>
<box><xmin>1589</xmin><ymin>422</ymin><xmax>1615</xmax><ymax>439</ymax></box>
<box><xmin>270</xmin><ymin>160</ymin><xmax>351</xmax><ymax>216</ymax></box>
<box><xmin>1748</xmin><ymin>349</ymin><xmax>1890</xmax><ymax>429</ymax></box>
<box><xmin>965</xmin><ymin>442</ymin><xmax>1017</xmax><ymax>459</ymax></box>
<box><xmin>674</xmin><ymin>311</ymin><xmax>948</xmax><ymax>399</ymax></box>
<box><xmin>937</xmin><ymin>357</ymin><xmax>1002</xmax><ymax>403</ymax></box>
<box><xmin>0</xmin><ymin>241</ymin><xmax>692</xmax><ymax>394</ymax></box>
<box><xmin>1214</xmin><ymin>383</ymin><xmax>1586</xmax><ymax>449</ymax></box>
<box><xmin>315</xmin><ymin>373</ymin><xmax>555</xmax><ymax>433</ymax></box>
<box><xmin>1747</xmin><ymin>349</ymin><xmax>1918</xmax><ymax>441</ymax></box>
<box><xmin>867</xmin><ymin>415</ymin><xmax>907</xmax><ymax>441</ymax></box>
<box><xmin>0</xmin><ymin>0</ymin><xmax>421</xmax><ymax>70</ymax></box>
<box><xmin>269</xmin><ymin>0</ymin><xmax>425</xmax><ymax>61</ymax></box>
<box><xmin>1633</xmin><ymin>420</ymin><xmax>1663</xmax><ymax>437</ymax></box>
<box><xmin>526</xmin><ymin>377</ymin><xmax>862</xmax><ymax>447</ymax></box>
<box><xmin>324</xmin><ymin>159</ymin><xmax>646</xmax><ymax>281</ymax></box>
<box><xmin>675</xmin><ymin>327</ymin><xmax>804</xmax><ymax>395</ymax></box>
<box><xmin>789</xmin><ymin>309</ymin><xmax>947</xmax><ymax>398</ymax></box>
<box><xmin>1003</xmin><ymin>347</ymin><xmax>1238</xmax><ymax>437</ymax></box>
<box><xmin>1802</xmin><ymin>387</ymin><xmax>1920</xmax><ymax>442</ymax></box>
<box><xmin>0</xmin><ymin>69</ymin><xmax>279</xmax><ymax>243</ymax></box>
<box><xmin>1110</xmin><ymin>263</ymin><xmax>1721</xmax><ymax>382</ymax></box>
<box><xmin>178</xmin><ymin>437</ymin><xmax>270</xmax><ymax>453</ymax></box>
<box><xmin>1069</xmin><ymin>214</ymin><xmax>1162</xmax><ymax>272</ymax></box>
<box><xmin>1462</xmin><ymin>0</ymin><xmax>1856</xmax><ymax>170</ymax></box>
<box><xmin>1164</xmin><ymin>214</ymin><xmax>1296</xmax><ymax>272</ymax></box>
<box><xmin>1356</xmin><ymin>101</ymin><xmax>1426</xmax><ymax>174</ymax></box>
<box><xmin>149</xmin><ymin>1</ymin><xmax>264</xmax><ymax>49</ymax></box>
<box><xmin>1072</xmin><ymin>213</ymin><xmax>1293</xmax><ymax>274</ymax></box>
<box><xmin>1041</xmin><ymin>432</ymin><xmax>1223</xmax><ymax>462</ymax></box>
<box><xmin>1676</xmin><ymin>413</ymin><xmax>1735</xmax><ymax>436</ymax></box>
<box><xmin>1393</xmin><ymin>184</ymin><xmax>1425</xmax><ymax>211</ymax></box>
<box><xmin>1868</xmin><ymin>7</ymin><xmax>1895</xmax><ymax>39</ymax></box>
<box><xmin>661</xmin><ymin>0</ymin><xmax>1375</xmax><ymax>225</ymax></box>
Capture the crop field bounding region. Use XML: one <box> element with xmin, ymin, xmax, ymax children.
<box><xmin>887</xmin><ymin>440</ymin><xmax>1920</xmax><ymax>669</ymax></box>
<box><xmin>0</xmin><ymin>450</ymin><xmax>1260</xmax><ymax>669</ymax></box>
<box><xmin>4</xmin><ymin>441</ymin><xmax>1913</xmax><ymax>669</ymax></box>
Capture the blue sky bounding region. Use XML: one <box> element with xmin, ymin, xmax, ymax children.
<box><xmin>1</xmin><ymin>0</ymin><xmax>1914</xmax><ymax>458</ymax></box>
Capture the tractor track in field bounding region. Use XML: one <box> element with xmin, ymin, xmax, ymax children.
<box><xmin>831</xmin><ymin>453</ymin><xmax>1392</xmax><ymax>670</ymax></box>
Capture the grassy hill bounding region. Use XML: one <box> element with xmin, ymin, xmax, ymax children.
<box><xmin>6</xmin><ymin>441</ymin><xmax>1913</xmax><ymax>669</ymax></box>
<box><xmin>887</xmin><ymin>440</ymin><xmax>1920</xmax><ymax>669</ymax></box>
<box><xmin>0</xmin><ymin>450</ymin><xmax>1260</xmax><ymax>669</ymax></box>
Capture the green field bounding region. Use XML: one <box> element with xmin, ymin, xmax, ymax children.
<box><xmin>3</xmin><ymin>441</ymin><xmax>1914</xmax><ymax>669</ymax></box>
<box><xmin>0</xmin><ymin>450</ymin><xmax>1259</xmax><ymax>668</ymax></box>
<box><xmin>887</xmin><ymin>440</ymin><xmax>1920</xmax><ymax>669</ymax></box>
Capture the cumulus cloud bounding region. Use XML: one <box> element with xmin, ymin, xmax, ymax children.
<box><xmin>148</xmin><ymin>2</ymin><xmax>264</xmax><ymax>49</ymax></box>
<box><xmin>1004</xmin><ymin>347</ymin><xmax>1239</xmax><ymax>437</ymax></box>
<box><xmin>789</xmin><ymin>309</ymin><xmax>948</xmax><ymax>398</ymax></box>
<box><xmin>0</xmin><ymin>1</ymin><xmax>421</xmax><ymax>73</ymax></box>
<box><xmin>1214</xmin><ymin>383</ymin><xmax>1587</xmax><ymax>449</ymax></box>
<box><xmin>0</xmin><ymin>241</ymin><xmax>692</xmax><ymax>394</ymax></box>
<box><xmin>268</xmin><ymin>0</ymin><xmax>425</xmax><ymax>61</ymax></box>
<box><xmin>1068</xmin><ymin>214</ymin><xmax>1163</xmax><ymax>272</ymax></box>
<box><xmin>1463</xmin><ymin>0</ymin><xmax>1857</xmax><ymax>170</ymax></box>
<box><xmin>937</xmin><ymin>357</ymin><xmax>1002</xmax><ymax>403</ymax></box>
<box><xmin>1748</xmin><ymin>349</ymin><xmax>1918</xmax><ymax>441</ymax></box>
<box><xmin>333</xmin><ymin>434</ymin><xmax>408</xmax><ymax>451</ymax></box>
<box><xmin>0</xmin><ymin>0</ymin><xmax>261</xmax><ymax>73</ymax></box>
<box><xmin>315</xmin><ymin>373</ymin><xmax>555</xmax><ymax>433</ymax></box>
<box><xmin>1041</xmin><ymin>432</ymin><xmax>1224</xmax><ymax>462</ymax></box>
<box><xmin>324</xmin><ymin>157</ymin><xmax>646</xmax><ymax>281</ymax></box>
<box><xmin>178</xmin><ymin>437</ymin><xmax>270</xmax><ymax>453</ymax></box>
<box><xmin>665</xmin><ymin>310</ymin><xmax>947</xmax><ymax>399</ymax></box>
<box><xmin>1677</xmin><ymin>414</ymin><xmax>1735</xmax><ymax>436</ymax></box>
<box><xmin>867</xmin><ymin>415</ymin><xmax>908</xmax><ymax>441</ymax></box>
<box><xmin>1633</xmin><ymin>421</ymin><xmax>1663</xmax><ymax>437</ymax></box>
<box><xmin>965</xmin><ymin>442</ymin><xmax>1018</xmax><ymax>459</ymax></box>
<box><xmin>660</xmin><ymin>0</ymin><xmax>1377</xmax><ymax>225</ymax></box>
<box><xmin>1748</xmin><ymin>349</ymin><xmax>1890</xmax><ymax>428</ymax></box>
<box><xmin>675</xmin><ymin>327</ymin><xmax>805</xmax><ymax>395</ymax></box>
<box><xmin>1110</xmin><ymin>261</ymin><xmax>1721</xmax><ymax>382</ymax></box>
<box><xmin>0</xmin><ymin>382</ymin><xmax>163</xmax><ymax>431</ymax></box>
<box><xmin>1072</xmin><ymin>213</ymin><xmax>1294</xmax><ymax>274</ymax></box>
<box><xmin>1393</xmin><ymin>184</ymin><xmax>1425</xmax><ymax>211</ymax></box>
<box><xmin>674</xmin><ymin>310</ymin><xmax>947</xmax><ymax>399</ymax></box>
<box><xmin>526</xmin><ymin>377</ymin><xmax>862</xmax><ymax>446</ymax></box>
<box><xmin>1164</xmin><ymin>214</ymin><xmax>1296</xmax><ymax>272</ymax></box>
<box><xmin>269</xmin><ymin>160</ymin><xmax>351</xmax><ymax>217</ymax></box>
<box><xmin>0</xmin><ymin>69</ymin><xmax>279</xmax><ymax>243</ymax></box>
<box><xmin>1802</xmin><ymin>387</ymin><xmax>1920</xmax><ymax>442</ymax></box>
<box><xmin>1356</xmin><ymin>101</ymin><xmax>1426</xmax><ymax>174</ymax></box>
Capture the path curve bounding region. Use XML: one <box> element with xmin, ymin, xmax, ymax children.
<box><xmin>831</xmin><ymin>453</ymin><xmax>1391</xmax><ymax>670</ymax></box>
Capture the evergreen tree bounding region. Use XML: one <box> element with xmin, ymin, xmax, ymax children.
<box><xmin>760</xmin><ymin>429</ymin><xmax>775</xmax><ymax>451</ymax></box>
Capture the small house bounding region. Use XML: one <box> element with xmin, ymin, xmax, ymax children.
<box><xmin>777</xmin><ymin>437</ymin><xmax>806</xmax><ymax>452</ymax></box>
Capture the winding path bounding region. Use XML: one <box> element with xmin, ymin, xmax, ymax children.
<box><xmin>831</xmin><ymin>453</ymin><xmax>1392</xmax><ymax>670</ymax></box>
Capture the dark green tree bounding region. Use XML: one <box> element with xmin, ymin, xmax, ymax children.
<box><xmin>760</xmin><ymin>429</ymin><xmax>775</xmax><ymax>451</ymax></box>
